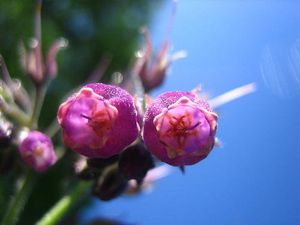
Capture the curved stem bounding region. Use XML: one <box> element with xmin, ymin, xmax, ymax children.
<box><xmin>0</xmin><ymin>169</ymin><xmax>35</xmax><ymax>225</ymax></box>
<box><xmin>35</xmin><ymin>182</ymin><xmax>90</xmax><ymax>225</ymax></box>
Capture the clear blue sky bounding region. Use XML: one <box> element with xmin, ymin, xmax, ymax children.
<box><xmin>80</xmin><ymin>1</ymin><xmax>300</xmax><ymax>224</ymax></box>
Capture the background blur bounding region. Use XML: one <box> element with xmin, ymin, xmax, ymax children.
<box><xmin>1</xmin><ymin>1</ymin><xmax>300</xmax><ymax>225</ymax></box>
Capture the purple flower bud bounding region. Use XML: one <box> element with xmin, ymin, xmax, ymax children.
<box><xmin>143</xmin><ymin>91</ymin><xmax>218</xmax><ymax>166</ymax></box>
<box><xmin>18</xmin><ymin>131</ymin><xmax>57</xmax><ymax>172</ymax></box>
<box><xmin>57</xmin><ymin>83</ymin><xmax>139</xmax><ymax>158</ymax></box>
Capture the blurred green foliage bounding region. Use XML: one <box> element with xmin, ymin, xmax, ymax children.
<box><xmin>0</xmin><ymin>0</ymin><xmax>163</xmax><ymax>128</ymax></box>
<box><xmin>0</xmin><ymin>1</ymin><xmax>163</xmax><ymax>224</ymax></box>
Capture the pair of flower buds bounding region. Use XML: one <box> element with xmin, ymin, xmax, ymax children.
<box><xmin>58</xmin><ymin>83</ymin><xmax>218</xmax><ymax>166</ymax></box>
<box><xmin>19</xmin><ymin>82</ymin><xmax>218</xmax><ymax>172</ymax></box>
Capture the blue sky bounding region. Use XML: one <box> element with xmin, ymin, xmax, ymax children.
<box><xmin>80</xmin><ymin>1</ymin><xmax>300</xmax><ymax>224</ymax></box>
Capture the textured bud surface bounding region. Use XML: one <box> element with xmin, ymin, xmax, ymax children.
<box><xmin>143</xmin><ymin>91</ymin><xmax>217</xmax><ymax>166</ymax></box>
<box><xmin>19</xmin><ymin>131</ymin><xmax>57</xmax><ymax>172</ymax></box>
<box><xmin>58</xmin><ymin>83</ymin><xmax>139</xmax><ymax>158</ymax></box>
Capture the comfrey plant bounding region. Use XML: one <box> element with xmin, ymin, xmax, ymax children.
<box><xmin>0</xmin><ymin>1</ymin><xmax>256</xmax><ymax>225</ymax></box>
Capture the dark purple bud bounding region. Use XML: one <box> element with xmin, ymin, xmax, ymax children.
<box><xmin>74</xmin><ymin>156</ymin><xmax>119</xmax><ymax>180</ymax></box>
<box><xmin>87</xmin><ymin>156</ymin><xmax>119</xmax><ymax>169</ymax></box>
<box><xmin>57</xmin><ymin>83</ymin><xmax>139</xmax><ymax>158</ymax></box>
<box><xmin>74</xmin><ymin>156</ymin><xmax>99</xmax><ymax>180</ymax></box>
<box><xmin>18</xmin><ymin>130</ymin><xmax>57</xmax><ymax>172</ymax></box>
<box><xmin>118</xmin><ymin>143</ymin><xmax>154</xmax><ymax>184</ymax></box>
<box><xmin>92</xmin><ymin>166</ymin><xmax>127</xmax><ymax>201</ymax></box>
<box><xmin>143</xmin><ymin>91</ymin><xmax>218</xmax><ymax>166</ymax></box>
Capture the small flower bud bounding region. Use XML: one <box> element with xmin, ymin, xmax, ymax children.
<box><xmin>18</xmin><ymin>131</ymin><xmax>57</xmax><ymax>172</ymax></box>
<box><xmin>74</xmin><ymin>156</ymin><xmax>119</xmax><ymax>180</ymax></box>
<box><xmin>139</xmin><ymin>41</ymin><xmax>170</xmax><ymax>92</ymax></box>
<box><xmin>92</xmin><ymin>165</ymin><xmax>127</xmax><ymax>201</ymax></box>
<box><xmin>45</xmin><ymin>38</ymin><xmax>68</xmax><ymax>79</ymax></box>
<box><xmin>57</xmin><ymin>83</ymin><xmax>139</xmax><ymax>158</ymax></box>
<box><xmin>74</xmin><ymin>156</ymin><xmax>98</xmax><ymax>180</ymax></box>
<box><xmin>118</xmin><ymin>144</ymin><xmax>154</xmax><ymax>184</ymax></box>
<box><xmin>143</xmin><ymin>91</ymin><xmax>218</xmax><ymax>166</ymax></box>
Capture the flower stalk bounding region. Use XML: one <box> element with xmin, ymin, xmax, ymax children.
<box><xmin>0</xmin><ymin>170</ymin><xmax>35</xmax><ymax>225</ymax></box>
<box><xmin>35</xmin><ymin>182</ymin><xmax>90</xmax><ymax>225</ymax></box>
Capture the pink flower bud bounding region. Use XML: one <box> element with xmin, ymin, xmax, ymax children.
<box><xmin>57</xmin><ymin>83</ymin><xmax>139</xmax><ymax>158</ymax></box>
<box><xmin>19</xmin><ymin>131</ymin><xmax>57</xmax><ymax>172</ymax></box>
<box><xmin>143</xmin><ymin>91</ymin><xmax>218</xmax><ymax>166</ymax></box>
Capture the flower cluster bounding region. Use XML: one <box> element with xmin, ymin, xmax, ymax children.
<box><xmin>57</xmin><ymin>83</ymin><xmax>218</xmax><ymax>167</ymax></box>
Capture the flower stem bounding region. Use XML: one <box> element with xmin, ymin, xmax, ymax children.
<box><xmin>30</xmin><ymin>85</ymin><xmax>47</xmax><ymax>128</ymax></box>
<box><xmin>35</xmin><ymin>181</ymin><xmax>90</xmax><ymax>225</ymax></box>
<box><xmin>0</xmin><ymin>169</ymin><xmax>35</xmax><ymax>225</ymax></box>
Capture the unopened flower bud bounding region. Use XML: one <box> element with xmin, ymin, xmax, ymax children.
<box><xmin>25</xmin><ymin>39</ymin><xmax>44</xmax><ymax>85</ymax></box>
<box><xmin>92</xmin><ymin>165</ymin><xmax>127</xmax><ymax>201</ymax></box>
<box><xmin>118</xmin><ymin>144</ymin><xmax>154</xmax><ymax>184</ymax></box>
<box><xmin>45</xmin><ymin>38</ymin><xmax>68</xmax><ymax>78</ymax></box>
<box><xmin>57</xmin><ymin>83</ymin><xmax>139</xmax><ymax>158</ymax></box>
<box><xmin>74</xmin><ymin>156</ymin><xmax>119</xmax><ymax>180</ymax></box>
<box><xmin>139</xmin><ymin>41</ymin><xmax>170</xmax><ymax>92</ymax></box>
<box><xmin>143</xmin><ymin>91</ymin><xmax>218</xmax><ymax>166</ymax></box>
<box><xmin>18</xmin><ymin>131</ymin><xmax>57</xmax><ymax>172</ymax></box>
<box><xmin>87</xmin><ymin>156</ymin><xmax>119</xmax><ymax>169</ymax></box>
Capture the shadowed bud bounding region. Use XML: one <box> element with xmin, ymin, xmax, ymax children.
<box><xmin>143</xmin><ymin>91</ymin><xmax>218</xmax><ymax>166</ymax></box>
<box><xmin>57</xmin><ymin>83</ymin><xmax>139</xmax><ymax>158</ymax></box>
<box><xmin>18</xmin><ymin>131</ymin><xmax>57</xmax><ymax>172</ymax></box>
<box><xmin>74</xmin><ymin>156</ymin><xmax>119</xmax><ymax>180</ymax></box>
<box><xmin>118</xmin><ymin>144</ymin><xmax>154</xmax><ymax>184</ymax></box>
<box><xmin>92</xmin><ymin>165</ymin><xmax>127</xmax><ymax>201</ymax></box>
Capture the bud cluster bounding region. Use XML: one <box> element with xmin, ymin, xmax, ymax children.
<box><xmin>58</xmin><ymin>83</ymin><xmax>218</xmax><ymax>167</ymax></box>
<box><xmin>56</xmin><ymin>82</ymin><xmax>218</xmax><ymax>200</ymax></box>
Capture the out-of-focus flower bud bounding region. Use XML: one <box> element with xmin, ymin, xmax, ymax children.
<box><xmin>74</xmin><ymin>156</ymin><xmax>99</xmax><ymax>180</ymax></box>
<box><xmin>57</xmin><ymin>83</ymin><xmax>139</xmax><ymax>158</ymax></box>
<box><xmin>24</xmin><ymin>39</ymin><xmax>44</xmax><ymax>85</ymax></box>
<box><xmin>18</xmin><ymin>130</ymin><xmax>57</xmax><ymax>172</ymax></box>
<box><xmin>74</xmin><ymin>156</ymin><xmax>118</xmax><ymax>180</ymax></box>
<box><xmin>45</xmin><ymin>38</ymin><xmax>68</xmax><ymax>79</ymax></box>
<box><xmin>137</xmin><ymin>29</ymin><xmax>186</xmax><ymax>92</ymax></box>
<box><xmin>0</xmin><ymin>116</ymin><xmax>13</xmax><ymax>148</ymax></box>
<box><xmin>118</xmin><ymin>144</ymin><xmax>154</xmax><ymax>184</ymax></box>
<box><xmin>92</xmin><ymin>165</ymin><xmax>127</xmax><ymax>201</ymax></box>
<box><xmin>87</xmin><ymin>156</ymin><xmax>119</xmax><ymax>169</ymax></box>
<box><xmin>139</xmin><ymin>41</ymin><xmax>170</xmax><ymax>92</ymax></box>
<box><xmin>143</xmin><ymin>91</ymin><xmax>218</xmax><ymax>166</ymax></box>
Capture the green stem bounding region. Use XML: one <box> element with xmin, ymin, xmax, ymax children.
<box><xmin>35</xmin><ymin>182</ymin><xmax>90</xmax><ymax>225</ymax></box>
<box><xmin>0</xmin><ymin>100</ymin><xmax>30</xmax><ymax>126</ymax></box>
<box><xmin>0</xmin><ymin>170</ymin><xmax>35</xmax><ymax>225</ymax></box>
<box><xmin>30</xmin><ymin>85</ymin><xmax>46</xmax><ymax>128</ymax></box>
